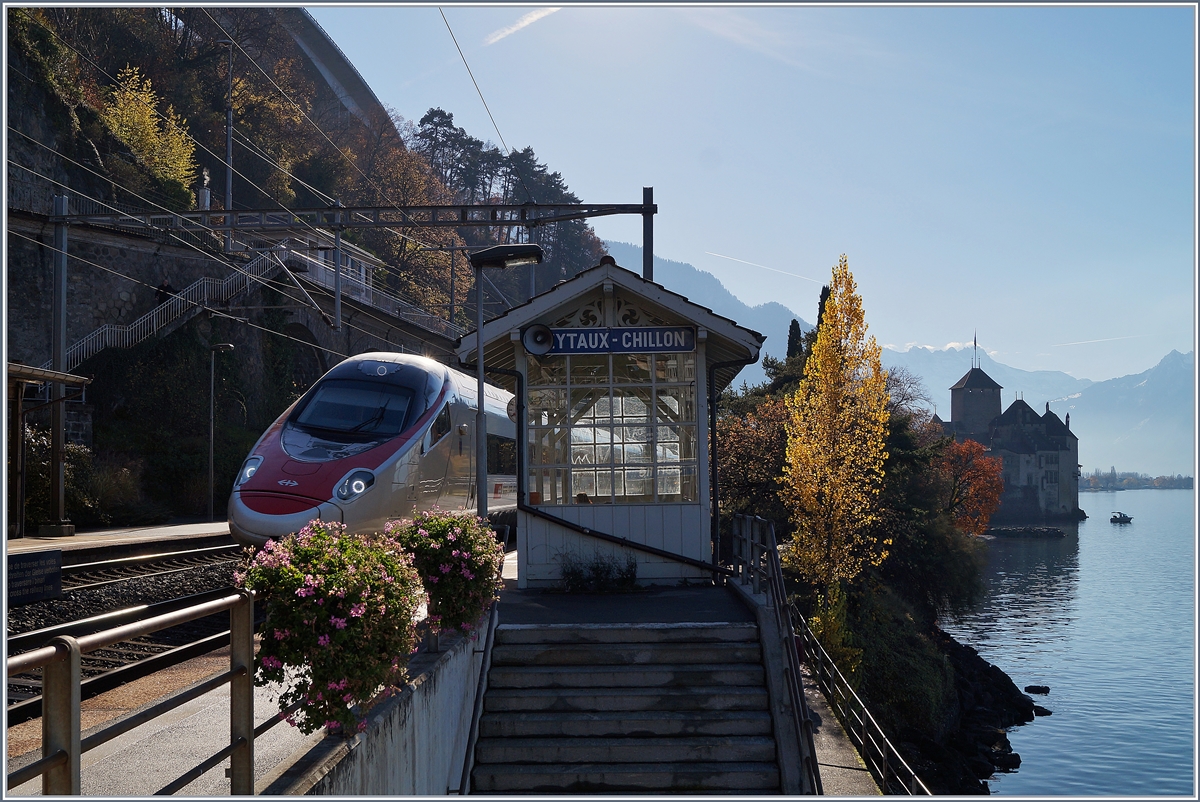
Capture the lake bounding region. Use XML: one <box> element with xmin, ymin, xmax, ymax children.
<box><xmin>942</xmin><ymin>489</ymin><xmax>1195</xmax><ymax>796</ymax></box>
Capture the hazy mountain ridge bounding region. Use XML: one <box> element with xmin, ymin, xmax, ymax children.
<box><xmin>604</xmin><ymin>242</ymin><xmax>811</xmax><ymax>386</ymax></box>
<box><xmin>884</xmin><ymin>346</ymin><xmax>1194</xmax><ymax>476</ymax></box>
<box><xmin>880</xmin><ymin>347</ymin><xmax>1094</xmax><ymax>417</ymax></box>
<box><xmin>1047</xmin><ymin>350</ymin><xmax>1194</xmax><ymax>476</ymax></box>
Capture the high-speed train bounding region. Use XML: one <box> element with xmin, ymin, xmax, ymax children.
<box><xmin>227</xmin><ymin>352</ymin><xmax>517</xmax><ymax>548</ymax></box>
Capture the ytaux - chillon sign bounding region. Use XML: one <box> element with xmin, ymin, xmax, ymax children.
<box><xmin>545</xmin><ymin>326</ymin><xmax>696</xmax><ymax>354</ymax></box>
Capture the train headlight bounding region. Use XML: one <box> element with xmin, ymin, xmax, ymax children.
<box><xmin>235</xmin><ymin>456</ymin><xmax>263</xmax><ymax>488</ymax></box>
<box><xmin>336</xmin><ymin>470</ymin><xmax>375</xmax><ymax>502</ymax></box>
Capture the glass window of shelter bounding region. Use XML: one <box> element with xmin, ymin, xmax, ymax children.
<box><xmin>527</xmin><ymin>352</ymin><xmax>697</xmax><ymax>504</ymax></box>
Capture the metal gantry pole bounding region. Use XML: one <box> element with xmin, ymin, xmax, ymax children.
<box><xmin>50</xmin><ymin>194</ymin><xmax>70</xmax><ymax>534</ymax></box>
<box><xmin>333</xmin><ymin>202</ymin><xmax>343</xmax><ymax>331</ymax></box>
<box><xmin>209</xmin><ymin>350</ymin><xmax>216</xmax><ymax>523</ymax></box>
<box><xmin>449</xmin><ymin>249</ymin><xmax>456</xmax><ymax>322</ymax></box>
<box><xmin>476</xmin><ymin>265</ymin><xmax>487</xmax><ymax>520</ymax></box>
<box><xmin>642</xmin><ymin>186</ymin><xmax>654</xmax><ymax>281</ymax></box>
<box><xmin>222</xmin><ymin>40</ymin><xmax>234</xmax><ymax>254</ymax></box>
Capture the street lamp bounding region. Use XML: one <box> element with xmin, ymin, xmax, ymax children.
<box><xmin>210</xmin><ymin>343</ymin><xmax>235</xmax><ymax>522</ymax></box>
<box><xmin>467</xmin><ymin>244</ymin><xmax>543</xmax><ymax>520</ymax></box>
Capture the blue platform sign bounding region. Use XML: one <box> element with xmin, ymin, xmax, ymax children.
<box><xmin>7</xmin><ymin>550</ymin><xmax>62</xmax><ymax>606</ymax></box>
<box><xmin>551</xmin><ymin>327</ymin><xmax>695</xmax><ymax>354</ymax></box>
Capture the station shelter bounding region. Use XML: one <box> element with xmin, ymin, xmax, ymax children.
<box><xmin>457</xmin><ymin>256</ymin><xmax>764</xmax><ymax>587</ymax></box>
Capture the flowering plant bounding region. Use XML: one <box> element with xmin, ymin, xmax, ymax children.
<box><xmin>238</xmin><ymin>520</ymin><xmax>424</xmax><ymax>735</ymax></box>
<box><xmin>385</xmin><ymin>508</ymin><xmax>504</xmax><ymax>634</ymax></box>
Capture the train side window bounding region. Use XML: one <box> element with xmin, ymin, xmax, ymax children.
<box><xmin>431</xmin><ymin>405</ymin><xmax>452</xmax><ymax>444</ymax></box>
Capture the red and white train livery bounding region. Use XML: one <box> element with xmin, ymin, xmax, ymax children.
<box><xmin>227</xmin><ymin>352</ymin><xmax>516</xmax><ymax>547</ymax></box>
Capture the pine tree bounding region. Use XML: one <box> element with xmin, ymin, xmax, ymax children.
<box><xmin>786</xmin><ymin>318</ymin><xmax>803</xmax><ymax>359</ymax></box>
<box><xmin>781</xmin><ymin>254</ymin><xmax>890</xmax><ymax>593</ymax></box>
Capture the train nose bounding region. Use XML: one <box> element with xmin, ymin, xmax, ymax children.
<box><xmin>228</xmin><ymin>491</ymin><xmax>344</xmax><ymax>547</ymax></box>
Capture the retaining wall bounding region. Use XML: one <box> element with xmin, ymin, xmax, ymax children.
<box><xmin>259</xmin><ymin>626</ymin><xmax>483</xmax><ymax>795</ymax></box>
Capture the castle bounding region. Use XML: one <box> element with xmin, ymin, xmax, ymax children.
<box><xmin>933</xmin><ymin>366</ymin><xmax>1083</xmax><ymax>522</ymax></box>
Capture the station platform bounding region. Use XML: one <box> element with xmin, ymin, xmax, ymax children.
<box><xmin>6</xmin><ymin>522</ymin><xmax>233</xmax><ymax>556</ymax></box>
<box><xmin>7</xmin><ymin>546</ymin><xmax>878</xmax><ymax>795</ymax></box>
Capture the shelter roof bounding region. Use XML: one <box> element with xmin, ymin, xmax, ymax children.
<box><xmin>456</xmin><ymin>258</ymin><xmax>766</xmax><ymax>395</ymax></box>
<box><xmin>950</xmin><ymin>367</ymin><xmax>1003</xmax><ymax>391</ymax></box>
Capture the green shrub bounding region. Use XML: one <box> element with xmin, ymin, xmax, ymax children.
<box><xmin>239</xmin><ymin>520</ymin><xmax>425</xmax><ymax>735</ymax></box>
<box><xmin>385</xmin><ymin>508</ymin><xmax>504</xmax><ymax>634</ymax></box>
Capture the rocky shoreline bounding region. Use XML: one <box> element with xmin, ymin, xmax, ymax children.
<box><xmin>895</xmin><ymin>630</ymin><xmax>1048</xmax><ymax>794</ymax></box>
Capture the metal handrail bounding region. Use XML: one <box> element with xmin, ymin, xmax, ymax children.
<box><xmin>282</xmin><ymin>247</ymin><xmax>468</xmax><ymax>339</ymax></box>
<box><xmin>729</xmin><ymin>515</ymin><xmax>822</xmax><ymax>794</ymax></box>
<box><xmin>458</xmin><ymin>602</ymin><xmax>500</xmax><ymax>794</ymax></box>
<box><xmin>792</xmin><ymin>599</ymin><xmax>932</xmax><ymax>795</ymax></box>
<box><xmin>5</xmin><ymin>590</ymin><xmax>255</xmax><ymax>795</ymax></box>
<box><xmin>39</xmin><ymin>247</ymin><xmax>283</xmax><ymax>372</ymax></box>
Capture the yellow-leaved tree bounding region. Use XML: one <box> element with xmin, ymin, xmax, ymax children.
<box><xmin>782</xmin><ymin>254</ymin><xmax>890</xmax><ymax>656</ymax></box>
<box><xmin>101</xmin><ymin>66</ymin><xmax>196</xmax><ymax>191</ymax></box>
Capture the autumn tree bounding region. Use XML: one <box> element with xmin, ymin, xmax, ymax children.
<box><xmin>100</xmin><ymin>65</ymin><xmax>196</xmax><ymax>200</ymax></box>
<box><xmin>936</xmin><ymin>439</ymin><xmax>1004</xmax><ymax>536</ymax></box>
<box><xmin>781</xmin><ymin>254</ymin><xmax>890</xmax><ymax>595</ymax></box>
<box><xmin>716</xmin><ymin>395</ymin><xmax>791</xmax><ymax>531</ymax></box>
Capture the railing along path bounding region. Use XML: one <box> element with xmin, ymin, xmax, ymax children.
<box><xmin>5</xmin><ymin>591</ymin><xmax>256</xmax><ymax>796</ymax></box>
<box><xmin>729</xmin><ymin>514</ymin><xmax>932</xmax><ymax>796</ymax></box>
<box><xmin>728</xmin><ymin>514</ymin><xmax>823</xmax><ymax>795</ymax></box>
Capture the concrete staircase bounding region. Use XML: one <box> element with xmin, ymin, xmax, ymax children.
<box><xmin>470</xmin><ymin>621</ymin><xmax>782</xmax><ymax>794</ymax></box>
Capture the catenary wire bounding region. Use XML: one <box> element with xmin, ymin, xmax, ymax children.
<box><xmin>438</xmin><ymin>8</ymin><xmax>536</xmax><ymax>205</ymax></box>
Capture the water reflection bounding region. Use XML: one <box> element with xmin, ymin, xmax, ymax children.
<box><xmin>943</xmin><ymin>490</ymin><xmax>1194</xmax><ymax>796</ymax></box>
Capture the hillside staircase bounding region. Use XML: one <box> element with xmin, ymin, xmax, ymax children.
<box><xmin>469</xmin><ymin>621</ymin><xmax>783</xmax><ymax>794</ymax></box>
<box><xmin>40</xmin><ymin>249</ymin><xmax>284</xmax><ymax>373</ymax></box>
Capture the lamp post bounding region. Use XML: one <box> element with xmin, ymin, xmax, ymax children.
<box><xmin>210</xmin><ymin>343</ymin><xmax>235</xmax><ymax>522</ymax></box>
<box><xmin>467</xmin><ymin>244</ymin><xmax>543</xmax><ymax>520</ymax></box>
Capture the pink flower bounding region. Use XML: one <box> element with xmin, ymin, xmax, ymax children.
<box><xmin>440</xmin><ymin>564</ymin><xmax>451</xmax><ymax>574</ymax></box>
<box><xmin>357</xmin><ymin>721</ymin><xmax>368</xmax><ymax>732</ymax></box>
<box><xmin>273</xmin><ymin>629</ymin><xmax>290</xmax><ymax>640</ymax></box>
<box><xmin>318</xmin><ymin>634</ymin><xmax>331</xmax><ymax>646</ymax></box>
<box><xmin>331</xmin><ymin>616</ymin><xmax>347</xmax><ymax>629</ymax></box>
<box><xmin>343</xmin><ymin>693</ymin><xmax>354</xmax><ymax>702</ymax></box>
<box><xmin>428</xmin><ymin>576</ymin><xmax>439</xmax><ymax>584</ymax></box>
<box><xmin>350</xmin><ymin>603</ymin><xmax>366</xmax><ymax>617</ymax></box>
<box><xmin>461</xmin><ymin>569</ymin><xmax>474</xmax><ymax>580</ymax></box>
<box><xmin>261</xmin><ymin>655</ymin><xmax>283</xmax><ymax>669</ymax></box>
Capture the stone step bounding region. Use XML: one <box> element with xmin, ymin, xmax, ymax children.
<box><xmin>488</xmin><ymin>662</ymin><xmax>765</xmax><ymax>689</ymax></box>
<box><xmin>471</xmin><ymin>761</ymin><xmax>780</xmax><ymax>793</ymax></box>
<box><xmin>474</xmin><ymin>735</ymin><xmax>778</xmax><ymax>765</ymax></box>
<box><xmin>494</xmin><ymin>622</ymin><xmax>759</xmax><ymax>645</ymax></box>
<box><xmin>478</xmin><ymin>710</ymin><xmax>774</xmax><ymax>739</ymax></box>
<box><xmin>484</xmin><ymin>685</ymin><xmax>769</xmax><ymax>713</ymax></box>
<box><xmin>490</xmin><ymin>641</ymin><xmax>761</xmax><ymax>667</ymax></box>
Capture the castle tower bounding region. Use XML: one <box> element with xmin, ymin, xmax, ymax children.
<box><xmin>949</xmin><ymin>367</ymin><xmax>1002</xmax><ymax>443</ymax></box>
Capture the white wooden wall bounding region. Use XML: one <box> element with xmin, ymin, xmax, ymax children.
<box><xmin>516</xmin><ymin>504</ymin><xmax>709</xmax><ymax>587</ymax></box>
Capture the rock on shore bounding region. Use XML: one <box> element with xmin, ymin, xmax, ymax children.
<box><xmin>895</xmin><ymin>630</ymin><xmax>1038</xmax><ymax>795</ymax></box>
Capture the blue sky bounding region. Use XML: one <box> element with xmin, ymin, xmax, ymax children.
<box><xmin>309</xmin><ymin>5</ymin><xmax>1196</xmax><ymax>382</ymax></box>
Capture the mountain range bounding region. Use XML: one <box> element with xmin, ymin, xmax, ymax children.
<box><xmin>604</xmin><ymin>242</ymin><xmax>810</xmax><ymax>386</ymax></box>
<box><xmin>603</xmin><ymin>242</ymin><xmax>1194</xmax><ymax>476</ymax></box>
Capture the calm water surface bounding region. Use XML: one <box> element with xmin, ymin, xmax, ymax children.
<box><xmin>942</xmin><ymin>489</ymin><xmax>1195</xmax><ymax>796</ymax></box>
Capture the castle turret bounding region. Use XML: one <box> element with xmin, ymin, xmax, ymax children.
<box><xmin>949</xmin><ymin>367</ymin><xmax>1002</xmax><ymax>443</ymax></box>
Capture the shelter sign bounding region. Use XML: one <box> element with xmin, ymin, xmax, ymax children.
<box><xmin>549</xmin><ymin>326</ymin><xmax>695</xmax><ymax>354</ymax></box>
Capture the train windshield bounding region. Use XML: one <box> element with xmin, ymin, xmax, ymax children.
<box><xmin>293</xmin><ymin>379</ymin><xmax>414</xmax><ymax>437</ymax></box>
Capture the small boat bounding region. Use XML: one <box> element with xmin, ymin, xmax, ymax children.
<box><xmin>1110</xmin><ymin>511</ymin><xmax>1133</xmax><ymax>524</ymax></box>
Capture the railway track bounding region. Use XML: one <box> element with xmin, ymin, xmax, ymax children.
<box><xmin>61</xmin><ymin>544</ymin><xmax>243</xmax><ymax>591</ymax></box>
<box><xmin>6</xmin><ymin>587</ymin><xmax>263</xmax><ymax>727</ymax></box>
<box><xmin>7</xmin><ymin>537</ymin><xmax>254</xmax><ymax>727</ymax></box>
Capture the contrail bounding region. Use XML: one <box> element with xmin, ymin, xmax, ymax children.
<box><xmin>485</xmin><ymin>8</ymin><xmax>561</xmax><ymax>45</ymax></box>
<box><xmin>704</xmin><ymin>252</ymin><xmax>821</xmax><ymax>283</ymax></box>
<box><xmin>1052</xmin><ymin>334</ymin><xmax>1155</xmax><ymax>347</ymax></box>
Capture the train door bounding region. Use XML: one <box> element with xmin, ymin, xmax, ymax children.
<box><xmin>419</xmin><ymin>404</ymin><xmax>453</xmax><ymax>509</ymax></box>
<box><xmin>439</xmin><ymin>401</ymin><xmax>472</xmax><ymax>511</ymax></box>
